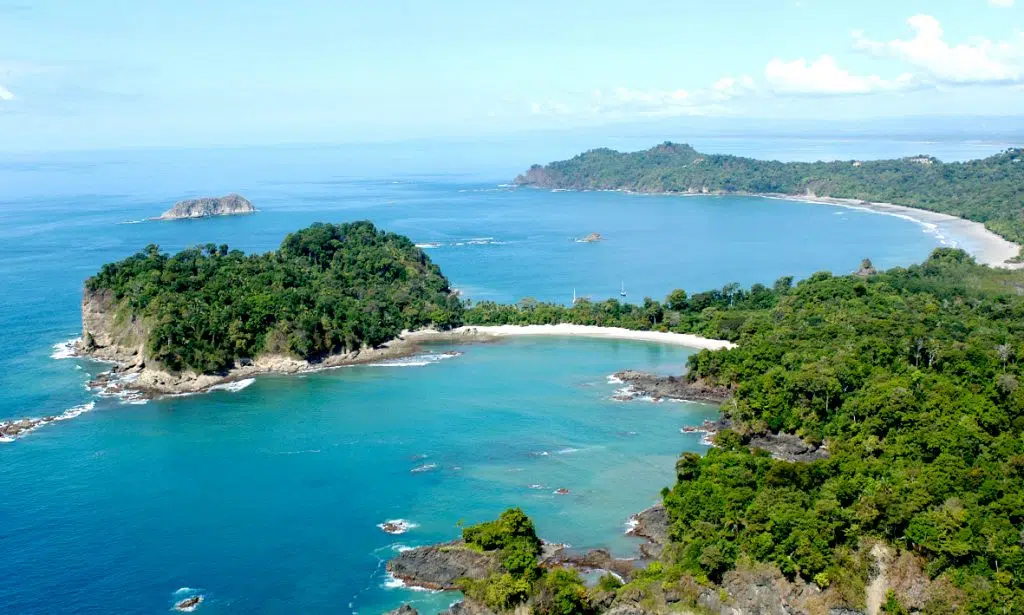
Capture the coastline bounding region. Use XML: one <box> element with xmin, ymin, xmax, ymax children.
<box><xmin>762</xmin><ymin>193</ymin><xmax>1024</xmax><ymax>270</ymax></box>
<box><xmin>405</xmin><ymin>324</ymin><xmax>736</xmax><ymax>351</ymax></box>
<box><xmin>60</xmin><ymin>325</ymin><xmax>733</xmax><ymax>401</ymax></box>
<box><xmin>542</xmin><ymin>185</ymin><xmax>1024</xmax><ymax>269</ymax></box>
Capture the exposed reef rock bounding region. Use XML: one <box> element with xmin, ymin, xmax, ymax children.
<box><xmin>158</xmin><ymin>193</ymin><xmax>255</xmax><ymax>220</ymax></box>
<box><xmin>384</xmin><ymin>605</ymin><xmax>419</xmax><ymax>615</ymax></box>
<box><xmin>385</xmin><ymin>541</ymin><xmax>499</xmax><ymax>590</ymax></box>
<box><xmin>613</xmin><ymin>370</ymin><xmax>732</xmax><ymax>403</ymax></box>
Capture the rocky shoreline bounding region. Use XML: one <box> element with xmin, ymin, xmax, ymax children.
<box><xmin>611</xmin><ymin>370</ymin><xmax>732</xmax><ymax>403</ymax></box>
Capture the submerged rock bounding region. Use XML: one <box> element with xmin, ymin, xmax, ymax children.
<box><xmin>158</xmin><ymin>194</ymin><xmax>255</xmax><ymax>220</ymax></box>
<box><xmin>385</xmin><ymin>540</ymin><xmax>499</xmax><ymax>590</ymax></box>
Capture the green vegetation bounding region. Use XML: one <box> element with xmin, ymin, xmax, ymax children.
<box><xmin>465</xmin><ymin>279</ymin><xmax>782</xmax><ymax>342</ymax></box>
<box><xmin>517</xmin><ymin>142</ymin><xmax>1024</xmax><ymax>256</ymax></box>
<box><xmin>86</xmin><ymin>221</ymin><xmax>463</xmax><ymax>373</ymax></box>
<box><xmin>471</xmin><ymin>249</ymin><xmax>1024</xmax><ymax>611</ymax></box>
<box><xmin>458</xmin><ymin>508</ymin><xmax>595</xmax><ymax>614</ymax></box>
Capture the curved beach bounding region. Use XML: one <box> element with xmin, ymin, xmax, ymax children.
<box><xmin>762</xmin><ymin>194</ymin><xmax>1024</xmax><ymax>269</ymax></box>
<box><xmin>405</xmin><ymin>324</ymin><xmax>736</xmax><ymax>351</ymax></box>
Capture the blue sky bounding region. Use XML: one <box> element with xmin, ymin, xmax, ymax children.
<box><xmin>1</xmin><ymin>0</ymin><xmax>1023</xmax><ymax>150</ymax></box>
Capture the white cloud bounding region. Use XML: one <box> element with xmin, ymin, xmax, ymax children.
<box><xmin>0</xmin><ymin>85</ymin><xmax>14</xmax><ymax>101</ymax></box>
<box><xmin>854</xmin><ymin>14</ymin><xmax>1023</xmax><ymax>84</ymax></box>
<box><xmin>989</xmin><ymin>0</ymin><xmax>1014</xmax><ymax>6</ymax></box>
<box><xmin>711</xmin><ymin>76</ymin><xmax>757</xmax><ymax>100</ymax></box>
<box><xmin>764</xmin><ymin>55</ymin><xmax>912</xmax><ymax>94</ymax></box>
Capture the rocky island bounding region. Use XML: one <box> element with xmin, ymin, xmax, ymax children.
<box><xmin>157</xmin><ymin>193</ymin><xmax>255</xmax><ymax>220</ymax></box>
<box><xmin>73</xmin><ymin>221</ymin><xmax>463</xmax><ymax>396</ymax></box>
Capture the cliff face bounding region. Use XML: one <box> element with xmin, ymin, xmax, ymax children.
<box><xmin>79</xmin><ymin>288</ymin><xmax>149</xmax><ymax>366</ymax></box>
<box><xmin>158</xmin><ymin>193</ymin><xmax>255</xmax><ymax>220</ymax></box>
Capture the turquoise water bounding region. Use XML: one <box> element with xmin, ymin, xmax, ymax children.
<box><xmin>0</xmin><ymin>140</ymin><xmax>984</xmax><ymax>613</ymax></box>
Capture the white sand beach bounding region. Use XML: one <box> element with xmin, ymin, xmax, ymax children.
<box><xmin>768</xmin><ymin>195</ymin><xmax>1024</xmax><ymax>269</ymax></box>
<box><xmin>406</xmin><ymin>324</ymin><xmax>736</xmax><ymax>351</ymax></box>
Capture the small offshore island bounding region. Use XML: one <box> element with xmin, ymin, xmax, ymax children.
<box><xmin>157</xmin><ymin>193</ymin><xmax>256</xmax><ymax>220</ymax></box>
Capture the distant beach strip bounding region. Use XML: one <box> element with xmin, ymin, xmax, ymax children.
<box><xmin>766</xmin><ymin>195</ymin><xmax>1024</xmax><ymax>270</ymax></box>
<box><xmin>405</xmin><ymin>324</ymin><xmax>736</xmax><ymax>351</ymax></box>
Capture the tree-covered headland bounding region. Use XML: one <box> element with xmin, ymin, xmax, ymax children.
<box><xmin>465</xmin><ymin>250</ymin><xmax>1024</xmax><ymax>612</ymax></box>
<box><xmin>516</xmin><ymin>143</ymin><xmax>1024</xmax><ymax>258</ymax></box>
<box><xmin>85</xmin><ymin>221</ymin><xmax>463</xmax><ymax>373</ymax></box>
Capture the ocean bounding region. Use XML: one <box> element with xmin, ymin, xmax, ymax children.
<box><xmin>0</xmin><ymin>136</ymin><xmax>1009</xmax><ymax>613</ymax></box>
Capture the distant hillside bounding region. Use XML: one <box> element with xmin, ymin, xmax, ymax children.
<box><xmin>516</xmin><ymin>143</ymin><xmax>1024</xmax><ymax>257</ymax></box>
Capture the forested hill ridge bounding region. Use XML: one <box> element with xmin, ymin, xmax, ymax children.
<box><xmin>462</xmin><ymin>250</ymin><xmax>1024</xmax><ymax>612</ymax></box>
<box><xmin>81</xmin><ymin>221</ymin><xmax>462</xmax><ymax>375</ymax></box>
<box><xmin>515</xmin><ymin>142</ymin><xmax>1024</xmax><ymax>255</ymax></box>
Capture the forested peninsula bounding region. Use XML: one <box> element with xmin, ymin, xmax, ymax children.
<box><xmin>77</xmin><ymin>221</ymin><xmax>462</xmax><ymax>393</ymax></box>
<box><xmin>515</xmin><ymin>143</ymin><xmax>1024</xmax><ymax>259</ymax></box>
<box><xmin>441</xmin><ymin>250</ymin><xmax>1024</xmax><ymax>614</ymax></box>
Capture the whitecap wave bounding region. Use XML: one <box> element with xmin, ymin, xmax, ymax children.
<box><xmin>415</xmin><ymin>242</ymin><xmax>442</xmax><ymax>249</ymax></box>
<box><xmin>606</xmin><ymin>374</ymin><xmax>623</xmax><ymax>385</ymax></box>
<box><xmin>208</xmin><ymin>378</ymin><xmax>255</xmax><ymax>393</ymax></box>
<box><xmin>383</xmin><ymin>572</ymin><xmax>436</xmax><ymax>592</ymax></box>
<box><xmin>368</xmin><ymin>352</ymin><xmax>461</xmax><ymax>368</ymax></box>
<box><xmin>624</xmin><ymin>517</ymin><xmax>639</xmax><ymax>534</ymax></box>
<box><xmin>119</xmin><ymin>218</ymin><xmax>149</xmax><ymax>225</ymax></box>
<box><xmin>410</xmin><ymin>462</ymin><xmax>438</xmax><ymax>473</ymax></box>
<box><xmin>555</xmin><ymin>447</ymin><xmax>580</xmax><ymax>455</ymax></box>
<box><xmin>51</xmin><ymin>338</ymin><xmax>79</xmax><ymax>359</ymax></box>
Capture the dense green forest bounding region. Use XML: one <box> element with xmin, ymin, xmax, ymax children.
<box><xmin>86</xmin><ymin>221</ymin><xmax>463</xmax><ymax>373</ymax></box>
<box><xmin>467</xmin><ymin>250</ymin><xmax>1024</xmax><ymax>611</ymax></box>
<box><xmin>516</xmin><ymin>143</ymin><xmax>1024</xmax><ymax>256</ymax></box>
<box><xmin>660</xmin><ymin>250</ymin><xmax>1024</xmax><ymax>611</ymax></box>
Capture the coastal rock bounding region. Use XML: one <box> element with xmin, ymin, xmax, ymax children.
<box><xmin>578</xmin><ymin>232</ymin><xmax>603</xmax><ymax>243</ymax></box>
<box><xmin>173</xmin><ymin>595</ymin><xmax>203</xmax><ymax>612</ymax></box>
<box><xmin>158</xmin><ymin>194</ymin><xmax>255</xmax><ymax>220</ymax></box>
<box><xmin>627</xmin><ymin>504</ymin><xmax>669</xmax><ymax>559</ymax></box>
<box><xmin>695</xmin><ymin>565</ymin><xmax>823</xmax><ymax>615</ymax></box>
<box><xmin>384</xmin><ymin>605</ymin><xmax>419</xmax><ymax>615</ymax></box>
<box><xmin>698</xmin><ymin>418</ymin><xmax>830</xmax><ymax>461</ymax></box>
<box><xmin>386</xmin><ymin>540</ymin><xmax>499</xmax><ymax>590</ymax></box>
<box><xmin>748</xmin><ymin>432</ymin><xmax>829</xmax><ymax>462</ymax></box>
<box><xmin>540</xmin><ymin>547</ymin><xmax>636</xmax><ymax>582</ymax></box>
<box><xmin>613</xmin><ymin>370</ymin><xmax>732</xmax><ymax>403</ymax></box>
<box><xmin>438</xmin><ymin>600</ymin><xmax>497</xmax><ymax>615</ymax></box>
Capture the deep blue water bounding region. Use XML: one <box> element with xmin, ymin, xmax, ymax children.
<box><xmin>0</xmin><ymin>138</ymin><xmax>1005</xmax><ymax>613</ymax></box>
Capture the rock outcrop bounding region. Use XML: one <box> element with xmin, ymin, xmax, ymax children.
<box><xmin>158</xmin><ymin>193</ymin><xmax>255</xmax><ymax>220</ymax></box>
<box><xmin>613</xmin><ymin>370</ymin><xmax>732</xmax><ymax>403</ymax></box>
<box><xmin>384</xmin><ymin>605</ymin><xmax>419</xmax><ymax>615</ymax></box>
<box><xmin>386</xmin><ymin>541</ymin><xmax>500</xmax><ymax>590</ymax></box>
<box><xmin>438</xmin><ymin>600</ymin><xmax>497</xmax><ymax>615</ymax></box>
<box><xmin>627</xmin><ymin>504</ymin><xmax>669</xmax><ymax>559</ymax></box>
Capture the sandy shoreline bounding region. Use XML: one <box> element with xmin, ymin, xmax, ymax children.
<box><xmin>406</xmin><ymin>324</ymin><xmax>736</xmax><ymax>351</ymax></box>
<box><xmin>576</xmin><ymin>186</ymin><xmax>1023</xmax><ymax>269</ymax></box>
<box><xmin>762</xmin><ymin>194</ymin><xmax>1024</xmax><ymax>269</ymax></box>
<box><xmin>59</xmin><ymin>325</ymin><xmax>734</xmax><ymax>403</ymax></box>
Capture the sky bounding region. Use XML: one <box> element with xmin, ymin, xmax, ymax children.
<box><xmin>1</xmin><ymin>0</ymin><xmax>1023</xmax><ymax>151</ymax></box>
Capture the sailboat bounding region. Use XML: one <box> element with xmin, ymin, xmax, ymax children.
<box><xmin>620</xmin><ymin>281</ymin><xmax>627</xmax><ymax>297</ymax></box>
